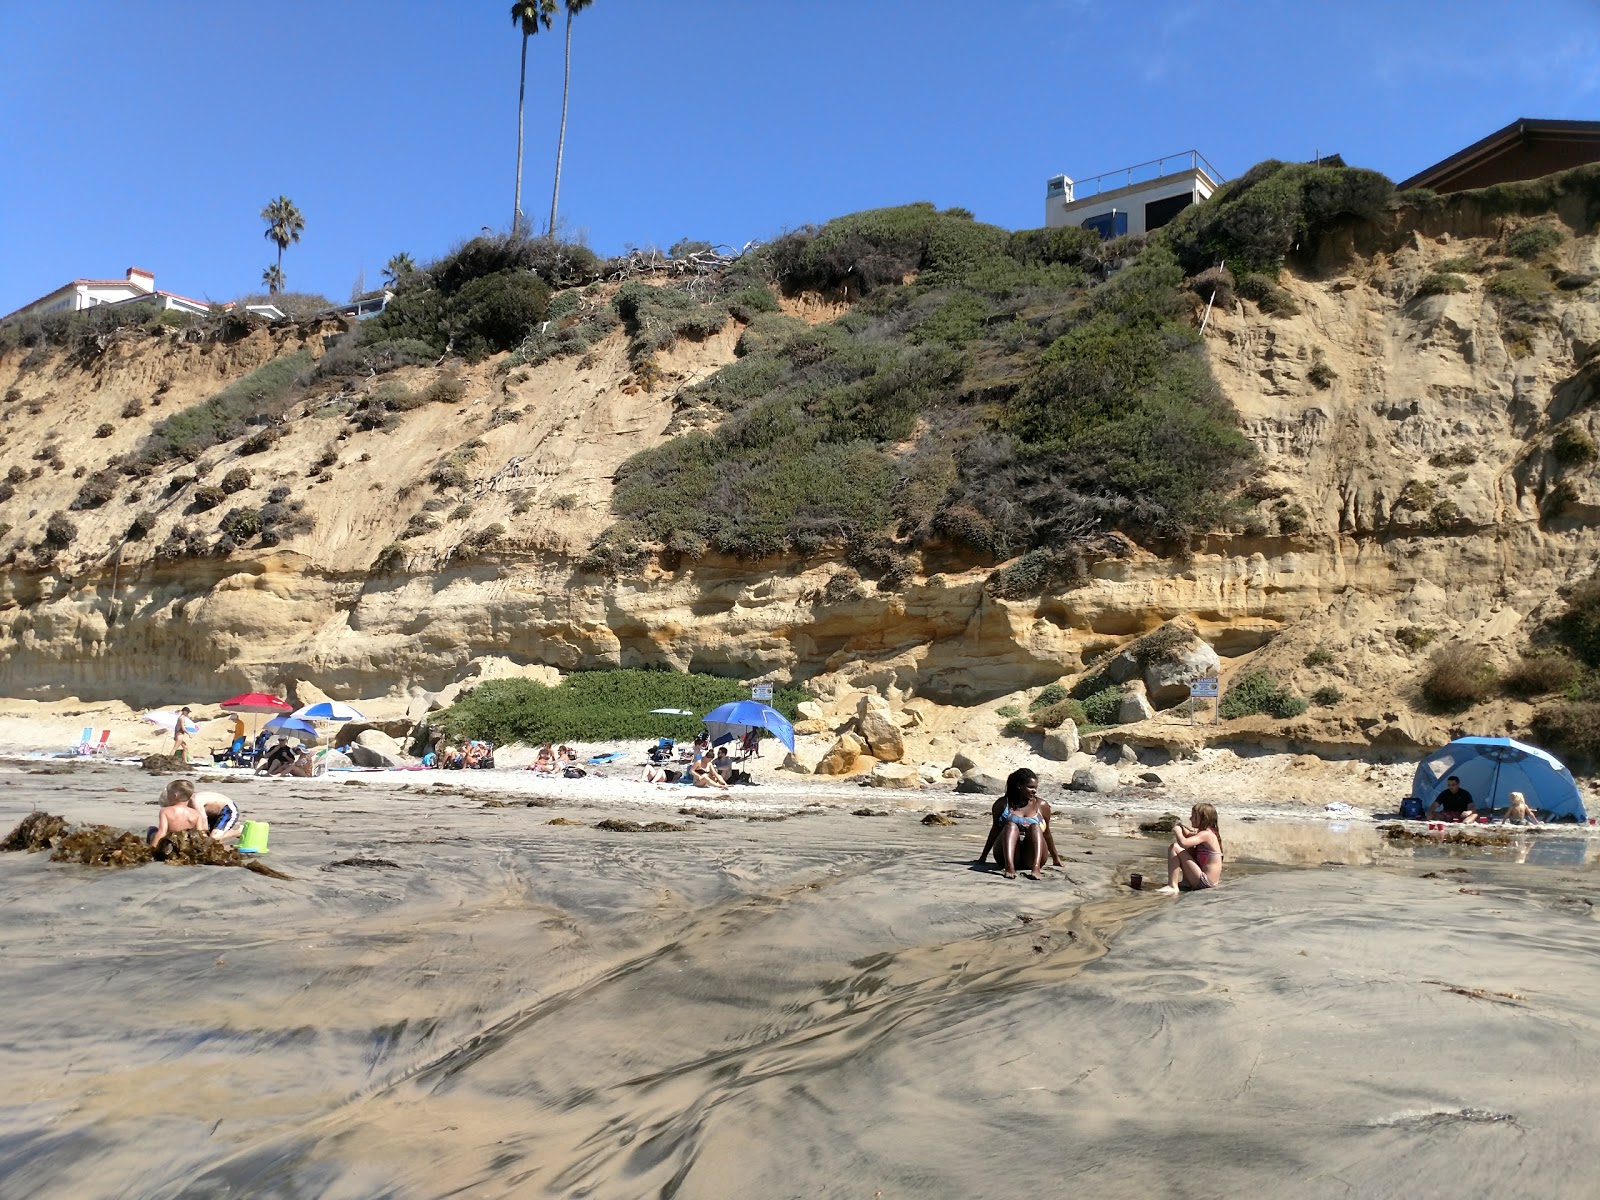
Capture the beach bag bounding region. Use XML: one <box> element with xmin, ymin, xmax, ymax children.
<box><xmin>1399</xmin><ymin>796</ymin><xmax>1424</xmax><ymax>820</ymax></box>
<box><xmin>562</xmin><ymin>765</ymin><xmax>587</xmax><ymax>778</ymax></box>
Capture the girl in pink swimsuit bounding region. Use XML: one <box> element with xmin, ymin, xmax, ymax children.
<box><xmin>1159</xmin><ymin>803</ymin><xmax>1223</xmax><ymax>893</ymax></box>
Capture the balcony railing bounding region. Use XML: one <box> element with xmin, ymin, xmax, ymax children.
<box><xmin>1066</xmin><ymin>150</ymin><xmax>1225</xmax><ymax>200</ymax></box>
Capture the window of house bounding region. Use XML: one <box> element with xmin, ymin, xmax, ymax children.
<box><xmin>1081</xmin><ymin>210</ymin><xmax>1128</xmax><ymax>240</ymax></box>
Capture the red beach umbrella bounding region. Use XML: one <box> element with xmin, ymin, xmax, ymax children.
<box><xmin>219</xmin><ymin>693</ymin><xmax>293</xmax><ymax>714</ymax></box>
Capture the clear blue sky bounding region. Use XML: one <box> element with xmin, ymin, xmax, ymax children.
<box><xmin>3</xmin><ymin>1</ymin><xmax>1597</xmax><ymax>314</ymax></box>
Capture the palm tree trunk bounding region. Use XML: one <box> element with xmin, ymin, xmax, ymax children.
<box><xmin>514</xmin><ymin>32</ymin><xmax>529</xmax><ymax>234</ymax></box>
<box><xmin>549</xmin><ymin>10</ymin><xmax>573</xmax><ymax>238</ymax></box>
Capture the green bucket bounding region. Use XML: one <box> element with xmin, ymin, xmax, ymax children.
<box><xmin>237</xmin><ymin>820</ymin><xmax>270</xmax><ymax>855</ymax></box>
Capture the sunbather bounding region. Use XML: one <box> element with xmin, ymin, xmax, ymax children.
<box><xmin>530</xmin><ymin>743</ymin><xmax>558</xmax><ymax>774</ymax></box>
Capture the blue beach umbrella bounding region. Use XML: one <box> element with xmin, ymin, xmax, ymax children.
<box><xmin>262</xmin><ymin>716</ymin><xmax>320</xmax><ymax>742</ymax></box>
<box><xmin>290</xmin><ymin>701</ymin><xmax>366</xmax><ymax>724</ymax></box>
<box><xmin>1411</xmin><ymin>736</ymin><xmax>1587</xmax><ymax>822</ymax></box>
<box><xmin>702</xmin><ymin>700</ymin><xmax>795</xmax><ymax>752</ymax></box>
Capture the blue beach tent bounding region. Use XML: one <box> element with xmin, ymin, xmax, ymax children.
<box><xmin>1411</xmin><ymin>736</ymin><xmax>1587</xmax><ymax>822</ymax></box>
<box><xmin>702</xmin><ymin>700</ymin><xmax>795</xmax><ymax>752</ymax></box>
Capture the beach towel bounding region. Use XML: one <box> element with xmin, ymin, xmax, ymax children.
<box><xmin>587</xmin><ymin>751</ymin><xmax>626</xmax><ymax>764</ymax></box>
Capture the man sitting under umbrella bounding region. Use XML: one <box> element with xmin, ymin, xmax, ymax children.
<box><xmin>1428</xmin><ymin>775</ymin><xmax>1483</xmax><ymax>823</ymax></box>
<box><xmin>256</xmin><ymin>736</ymin><xmax>299</xmax><ymax>777</ymax></box>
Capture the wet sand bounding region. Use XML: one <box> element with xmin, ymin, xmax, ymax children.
<box><xmin>2</xmin><ymin>761</ymin><xmax>1598</xmax><ymax>1198</ymax></box>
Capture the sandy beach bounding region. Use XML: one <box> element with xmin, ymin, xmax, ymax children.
<box><xmin>1</xmin><ymin>755</ymin><xmax>1598</xmax><ymax>1199</ymax></box>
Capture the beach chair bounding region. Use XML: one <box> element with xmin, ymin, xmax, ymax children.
<box><xmin>74</xmin><ymin>727</ymin><xmax>94</xmax><ymax>756</ymax></box>
<box><xmin>90</xmin><ymin>730</ymin><xmax>111</xmax><ymax>757</ymax></box>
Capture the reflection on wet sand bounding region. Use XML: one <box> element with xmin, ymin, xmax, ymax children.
<box><xmin>1</xmin><ymin>770</ymin><xmax>1598</xmax><ymax>1198</ymax></box>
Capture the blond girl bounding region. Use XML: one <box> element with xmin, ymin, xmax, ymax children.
<box><xmin>1158</xmin><ymin>803</ymin><xmax>1223</xmax><ymax>893</ymax></box>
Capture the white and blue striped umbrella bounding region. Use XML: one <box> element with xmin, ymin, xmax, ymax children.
<box><xmin>290</xmin><ymin>701</ymin><xmax>366</xmax><ymax>724</ymax></box>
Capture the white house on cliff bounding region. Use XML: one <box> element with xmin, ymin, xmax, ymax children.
<box><xmin>2</xmin><ymin>267</ymin><xmax>214</xmax><ymax>322</ymax></box>
<box><xmin>1046</xmin><ymin>150</ymin><xmax>1223</xmax><ymax>238</ymax></box>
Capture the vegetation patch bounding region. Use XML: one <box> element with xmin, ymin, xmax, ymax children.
<box><xmin>1219</xmin><ymin>671</ymin><xmax>1308</xmax><ymax>719</ymax></box>
<box><xmin>438</xmin><ymin>670</ymin><xmax>803</xmax><ymax>746</ymax></box>
<box><xmin>1416</xmin><ymin>272</ymin><xmax>1468</xmax><ymax>297</ymax></box>
<box><xmin>1420</xmin><ymin>643</ymin><xmax>1499</xmax><ymax>710</ymax></box>
<box><xmin>600</xmin><ymin>202</ymin><xmax>1253</xmax><ymax>567</ymax></box>
<box><xmin>1500</xmin><ymin>653</ymin><xmax>1578</xmax><ymax>698</ymax></box>
<box><xmin>364</xmin><ymin>233</ymin><xmax>587</xmax><ymax>360</ymax></box>
<box><xmin>137</xmin><ymin>351</ymin><xmax>309</xmax><ymax>466</ymax></box>
<box><xmin>1529</xmin><ymin>701</ymin><xmax>1600</xmax><ymax>769</ymax></box>
<box><xmin>1505</xmin><ymin>223</ymin><xmax>1564</xmax><ymax>261</ymax></box>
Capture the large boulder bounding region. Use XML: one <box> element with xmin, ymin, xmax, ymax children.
<box><xmin>869</xmin><ymin>762</ymin><xmax>923</xmax><ymax>789</ymax></box>
<box><xmin>951</xmin><ymin>749</ymin><xmax>986</xmax><ymax>772</ymax></box>
<box><xmin>1145</xmin><ymin>639</ymin><xmax>1222</xmax><ymax>707</ymax></box>
<box><xmin>1069</xmin><ymin>764</ymin><xmax>1121</xmax><ymax>794</ymax></box>
<box><xmin>1040</xmin><ymin>720</ymin><xmax>1081</xmax><ymax>761</ymax></box>
<box><xmin>348</xmin><ymin>743</ymin><xmax>405</xmax><ymax>769</ymax></box>
<box><xmin>293</xmin><ymin>680</ymin><xmax>333</xmax><ymax>708</ymax></box>
<box><xmin>781</xmin><ymin>739</ymin><xmax>830</xmax><ymax>775</ymax></box>
<box><xmin>956</xmin><ymin>768</ymin><xmax>1009</xmax><ymax>795</ymax></box>
<box><xmin>856</xmin><ymin>694</ymin><xmax>905</xmax><ymax>762</ymax></box>
<box><xmin>348</xmin><ymin>729</ymin><xmax>408</xmax><ymax>769</ymax></box>
<box><xmin>321</xmin><ymin>749</ymin><xmax>354</xmax><ymax>771</ymax></box>
<box><xmin>815</xmin><ymin>732</ymin><xmax>866</xmax><ymax>776</ymax></box>
<box><xmin>1118</xmin><ymin>681</ymin><xmax>1156</xmax><ymax>724</ymax></box>
<box><xmin>793</xmin><ymin>700</ymin><xmax>829</xmax><ymax>735</ymax></box>
<box><xmin>1106</xmin><ymin>649</ymin><xmax>1142</xmax><ymax>685</ymax></box>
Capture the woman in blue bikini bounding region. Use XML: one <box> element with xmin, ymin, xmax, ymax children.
<box><xmin>979</xmin><ymin>768</ymin><xmax>1062</xmax><ymax>880</ymax></box>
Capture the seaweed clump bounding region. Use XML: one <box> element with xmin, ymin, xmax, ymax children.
<box><xmin>1378</xmin><ymin>824</ymin><xmax>1511</xmax><ymax>847</ymax></box>
<box><xmin>595</xmin><ymin>818</ymin><xmax>690</xmax><ymax>832</ymax></box>
<box><xmin>0</xmin><ymin>813</ymin><xmax>288</xmax><ymax>878</ymax></box>
<box><xmin>1</xmin><ymin>811</ymin><xmax>71</xmax><ymax>851</ymax></box>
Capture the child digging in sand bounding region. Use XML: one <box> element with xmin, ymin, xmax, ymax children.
<box><xmin>1158</xmin><ymin>803</ymin><xmax>1223</xmax><ymax>894</ymax></box>
<box><xmin>147</xmin><ymin>779</ymin><xmax>245</xmax><ymax>845</ymax></box>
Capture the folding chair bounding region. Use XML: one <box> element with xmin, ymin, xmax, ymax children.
<box><xmin>91</xmin><ymin>730</ymin><xmax>111</xmax><ymax>757</ymax></box>
<box><xmin>74</xmin><ymin>727</ymin><xmax>94</xmax><ymax>756</ymax></box>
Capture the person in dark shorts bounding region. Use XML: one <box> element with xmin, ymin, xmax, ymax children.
<box><xmin>1428</xmin><ymin>776</ymin><xmax>1481</xmax><ymax>823</ymax></box>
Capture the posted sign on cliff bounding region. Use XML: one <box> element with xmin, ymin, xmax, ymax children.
<box><xmin>1189</xmin><ymin>675</ymin><xmax>1218</xmax><ymax>725</ymax></box>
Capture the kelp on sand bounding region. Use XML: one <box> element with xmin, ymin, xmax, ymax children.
<box><xmin>1</xmin><ymin>812</ymin><xmax>289</xmax><ymax>879</ymax></box>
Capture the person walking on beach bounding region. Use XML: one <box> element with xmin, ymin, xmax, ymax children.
<box><xmin>172</xmin><ymin>707</ymin><xmax>193</xmax><ymax>764</ymax></box>
<box><xmin>1158</xmin><ymin>803</ymin><xmax>1223</xmax><ymax>893</ymax></box>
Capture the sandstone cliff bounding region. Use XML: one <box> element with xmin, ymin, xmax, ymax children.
<box><xmin>1</xmin><ymin>204</ymin><xmax>1596</xmax><ymax>760</ymax></box>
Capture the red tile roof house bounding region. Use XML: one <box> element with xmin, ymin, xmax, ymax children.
<box><xmin>1</xmin><ymin>266</ymin><xmax>224</xmax><ymax>323</ymax></box>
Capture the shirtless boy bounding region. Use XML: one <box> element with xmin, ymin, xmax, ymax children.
<box><xmin>148</xmin><ymin>779</ymin><xmax>244</xmax><ymax>845</ymax></box>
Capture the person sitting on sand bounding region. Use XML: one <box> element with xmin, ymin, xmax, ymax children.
<box><xmin>690</xmin><ymin>751</ymin><xmax>729</xmax><ymax>790</ymax></box>
<box><xmin>1158</xmin><ymin>804</ymin><xmax>1224</xmax><ymax>893</ymax></box>
<box><xmin>712</xmin><ymin>746</ymin><xmax>742</xmax><ymax>785</ymax></box>
<box><xmin>148</xmin><ymin>779</ymin><xmax>243</xmax><ymax>844</ymax></box>
<box><xmin>977</xmin><ymin>768</ymin><xmax>1063</xmax><ymax>877</ymax></box>
<box><xmin>1503</xmin><ymin>790</ymin><xmax>1542</xmax><ymax>826</ymax></box>
<box><xmin>641</xmin><ymin>763</ymin><xmax>676</xmax><ymax>784</ymax></box>
<box><xmin>285</xmin><ymin>748</ymin><xmax>316</xmax><ymax>778</ymax></box>
<box><xmin>257</xmin><ymin>736</ymin><xmax>297</xmax><ymax>776</ymax></box>
<box><xmin>987</xmin><ymin>768</ymin><xmax>1061</xmax><ymax>880</ymax></box>
<box><xmin>530</xmin><ymin>743</ymin><xmax>558</xmax><ymax>774</ymax></box>
<box><xmin>1428</xmin><ymin>776</ymin><xmax>1481</xmax><ymax>824</ymax></box>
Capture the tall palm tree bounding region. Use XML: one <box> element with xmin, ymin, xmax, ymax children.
<box><xmin>510</xmin><ymin>0</ymin><xmax>556</xmax><ymax>235</ymax></box>
<box><xmin>261</xmin><ymin>264</ymin><xmax>284</xmax><ymax>295</ymax></box>
<box><xmin>383</xmin><ymin>252</ymin><xmax>416</xmax><ymax>288</ymax></box>
<box><xmin>260</xmin><ymin>196</ymin><xmax>304</xmax><ymax>279</ymax></box>
<box><xmin>548</xmin><ymin>0</ymin><xmax>594</xmax><ymax>238</ymax></box>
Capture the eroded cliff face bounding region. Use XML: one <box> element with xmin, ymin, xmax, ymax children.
<box><xmin>1</xmin><ymin>220</ymin><xmax>1597</xmax><ymax>750</ymax></box>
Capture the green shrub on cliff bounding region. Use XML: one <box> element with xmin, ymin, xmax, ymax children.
<box><xmin>137</xmin><ymin>351</ymin><xmax>310</xmax><ymax>466</ymax></box>
<box><xmin>1220</xmin><ymin>671</ymin><xmax>1308</xmax><ymax>720</ymax></box>
<box><xmin>1165</xmin><ymin>160</ymin><xmax>1394</xmax><ymax>274</ymax></box>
